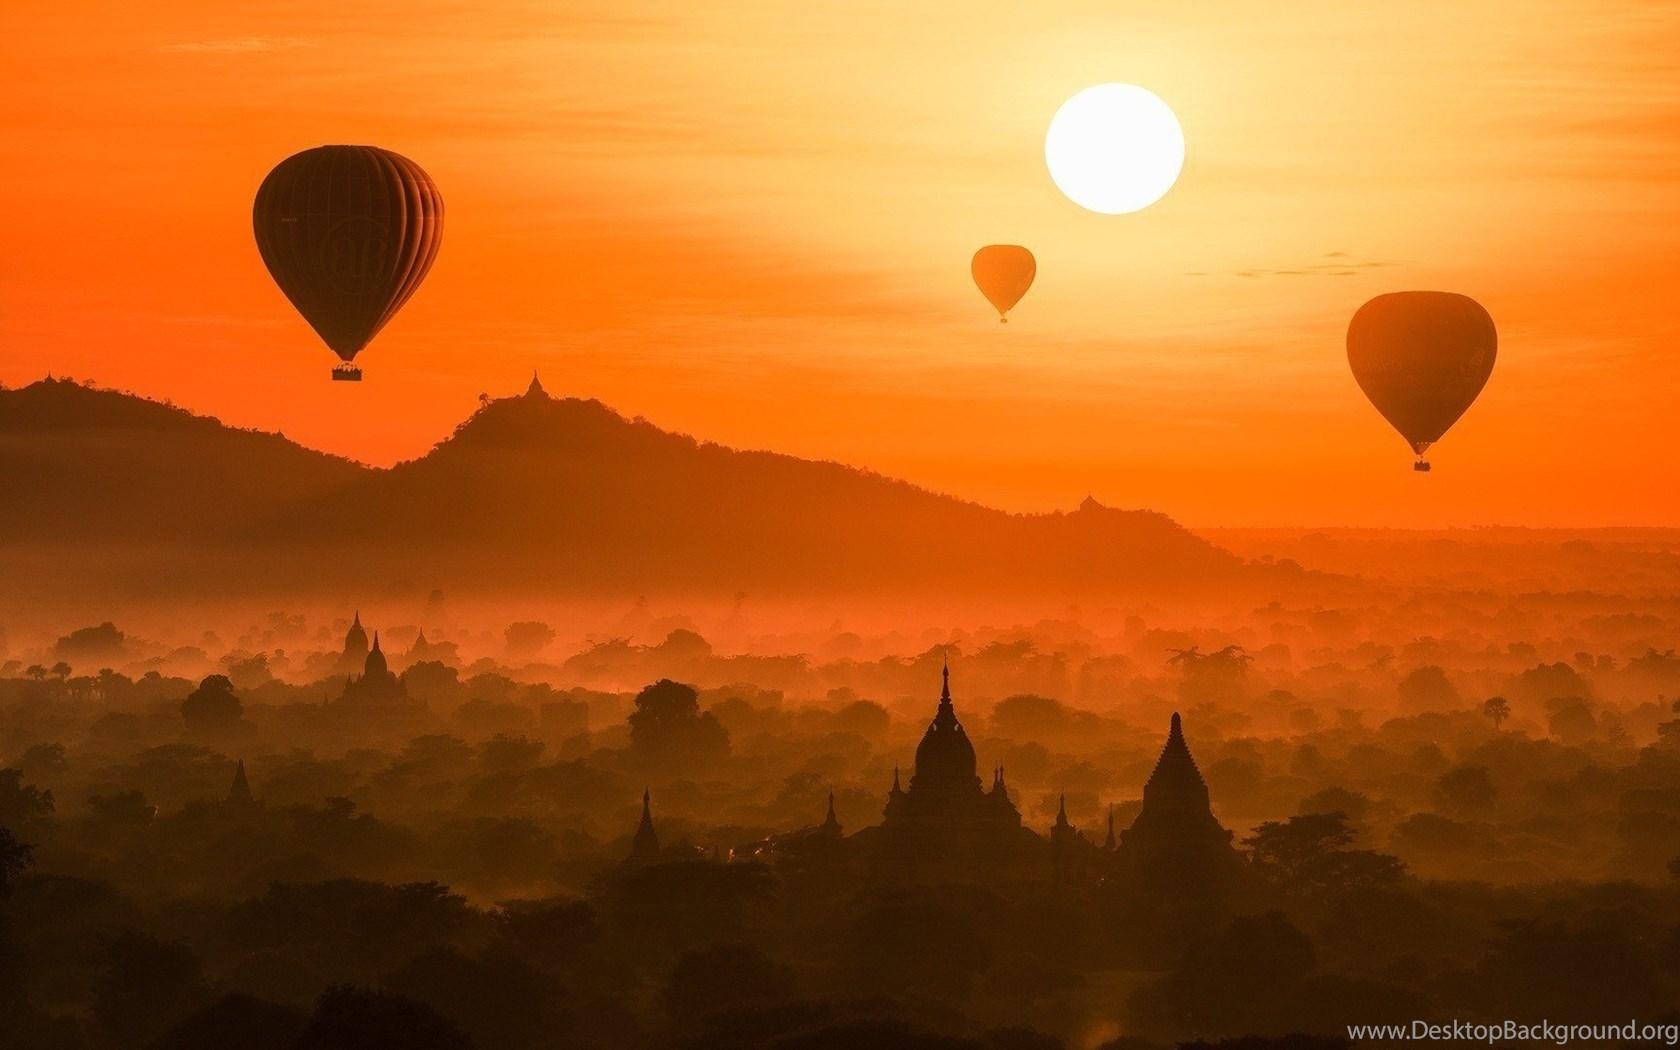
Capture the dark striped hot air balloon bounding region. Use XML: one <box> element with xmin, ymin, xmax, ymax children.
<box><xmin>253</xmin><ymin>145</ymin><xmax>444</xmax><ymax>381</ymax></box>
<box><xmin>971</xmin><ymin>245</ymin><xmax>1036</xmax><ymax>323</ymax></box>
<box><xmin>1347</xmin><ymin>291</ymin><xmax>1496</xmax><ymax>472</ymax></box>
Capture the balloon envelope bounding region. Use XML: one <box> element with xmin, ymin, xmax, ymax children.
<box><xmin>253</xmin><ymin>145</ymin><xmax>444</xmax><ymax>365</ymax></box>
<box><xmin>972</xmin><ymin>245</ymin><xmax>1036</xmax><ymax>320</ymax></box>
<box><xmin>1347</xmin><ymin>291</ymin><xmax>1496</xmax><ymax>459</ymax></box>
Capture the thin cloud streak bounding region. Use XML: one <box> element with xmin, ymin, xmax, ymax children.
<box><xmin>158</xmin><ymin>37</ymin><xmax>316</xmax><ymax>55</ymax></box>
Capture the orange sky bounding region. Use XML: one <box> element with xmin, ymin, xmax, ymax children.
<box><xmin>4</xmin><ymin>1</ymin><xmax>1679</xmax><ymax>527</ymax></box>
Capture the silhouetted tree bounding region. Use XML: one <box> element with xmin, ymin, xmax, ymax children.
<box><xmin>384</xmin><ymin>944</ymin><xmax>575</xmax><ymax>1048</ymax></box>
<box><xmin>53</xmin><ymin>621</ymin><xmax>126</xmax><ymax>664</ymax></box>
<box><xmin>1170</xmin><ymin>645</ymin><xmax>1251</xmax><ymax>704</ymax></box>
<box><xmin>1127</xmin><ymin>912</ymin><xmax>1317</xmax><ymax>1037</ymax></box>
<box><xmin>93</xmin><ymin>932</ymin><xmax>208</xmax><ymax>1046</ymax></box>
<box><xmin>479</xmin><ymin>732</ymin><xmax>546</xmax><ymax>773</ymax></box>
<box><xmin>293</xmin><ymin>985</ymin><xmax>472</xmax><ymax>1050</ymax></box>
<box><xmin>50</xmin><ymin>661</ymin><xmax>71</xmax><ymax>681</ymax></box>
<box><xmin>1512</xmin><ymin>662</ymin><xmax>1592</xmax><ymax>706</ymax></box>
<box><xmin>0</xmin><ymin>769</ymin><xmax>54</xmax><ymax>831</ymax></box>
<box><xmin>95</xmin><ymin>666</ymin><xmax>125</xmax><ymax>699</ymax></box>
<box><xmin>1397</xmin><ymin>665</ymin><xmax>1459</xmax><ymax>711</ymax></box>
<box><xmin>1546</xmin><ymin>696</ymin><xmax>1596</xmax><ymax>744</ymax></box>
<box><xmin>495</xmin><ymin>897</ymin><xmax>600</xmax><ymax>974</ymax></box>
<box><xmin>403</xmin><ymin>660</ymin><xmax>461</xmax><ymax>704</ymax></box>
<box><xmin>627</xmin><ymin>679</ymin><xmax>730</xmax><ymax>768</ymax></box>
<box><xmin>606</xmin><ymin>861</ymin><xmax>775</xmax><ymax>957</ymax></box>
<box><xmin>1298</xmin><ymin>787</ymin><xmax>1371</xmax><ymax>822</ymax></box>
<box><xmin>1476</xmin><ymin>919</ymin><xmax>1663</xmax><ymax>1021</ymax></box>
<box><xmin>663</xmin><ymin>943</ymin><xmax>796</xmax><ymax>1027</ymax></box>
<box><xmin>0</xmin><ymin>826</ymin><xmax>33</xmax><ymax>897</ymax></box>
<box><xmin>228</xmin><ymin>879</ymin><xmax>474</xmax><ymax>980</ymax></box>
<box><xmin>181</xmin><ymin>674</ymin><xmax>243</xmax><ymax>733</ymax></box>
<box><xmin>990</xmin><ymin>695</ymin><xmax>1074</xmax><ymax>738</ymax></box>
<box><xmin>833</xmin><ymin>698</ymin><xmax>891</xmax><ymax>740</ymax></box>
<box><xmin>223</xmin><ymin>652</ymin><xmax>273</xmax><ymax>691</ymax></box>
<box><xmin>151</xmin><ymin>993</ymin><xmax>306</xmax><ymax>1050</ymax></box>
<box><xmin>87</xmin><ymin>789</ymin><xmax>155</xmax><ymax>830</ymax></box>
<box><xmin>843</xmin><ymin>887</ymin><xmax>1002</xmax><ymax>1005</ymax></box>
<box><xmin>1244</xmin><ymin>812</ymin><xmax>1404</xmax><ymax>899</ymax></box>
<box><xmin>1482</xmin><ymin>695</ymin><xmax>1511</xmax><ymax>730</ymax></box>
<box><xmin>505</xmin><ymin>620</ymin><xmax>557</xmax><ymax>656</ymax></box>
<box><xmin>1434</xmin><ymin>766</ymin><xmax>1496</xmax><ymax>817</ymax></box>
<box><xmin>655</xmin><ymin>628</ymin><xmax>713</xmax><ymax>663</ymax></box>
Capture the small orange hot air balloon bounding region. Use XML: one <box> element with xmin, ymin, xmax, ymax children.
<box><xmin>971</xmin><ymin>245</ymin><xmax>1036</xmax><ymax>322</ymax></box>
<box><xmin>253</xmin><ymin>145</ymin><xmax>444</xmax><ymax>382</ymax></box>
<box><xmin>1347</xmin><ymin>291</ymin><xmax>1496</xmax><ymax>472</ymax></box>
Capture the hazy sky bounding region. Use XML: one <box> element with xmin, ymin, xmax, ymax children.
<box><xmin>4</xmin><ymin>1</ymin><xmax>1678</xmax><ymax>526</ymax></box>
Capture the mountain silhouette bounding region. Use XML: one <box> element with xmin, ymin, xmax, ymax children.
<box><xmin>0</xmin><ymin>378</ymin><xmax>363</xmax><ymax>543</ymax></box>
<box><xmin>0</xmin><ymin>377</ymin><xmax>1239</xmax><ymax>598</ymax></box>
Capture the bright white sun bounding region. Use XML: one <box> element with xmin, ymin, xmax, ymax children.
<box><xmin>1045</xmin><ymin>83</ymin><xmax>1185</xmax><ymax>215</ymax></box>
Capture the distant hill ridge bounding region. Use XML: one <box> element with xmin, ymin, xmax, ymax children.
<box><xmin>0</xmin><ymin>376</ymin><xmax>1240</xmax><ymax>596</ymax></box>
<box><xmin>0</xmin><ymin>377</ymin><xmax>364</xmax><ymax>543</ymax></box>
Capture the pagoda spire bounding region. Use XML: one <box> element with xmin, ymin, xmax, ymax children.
<box><xmin>226</xmin><ymin>758</ymin><xmax>255</xmax><ymax>807</ymax></box>
<box><xmin>1104</xmin><ymin>804</ymin><xmax>1117</xmax><ymax>850</ymax></box>
<box><xmin>1054</xmin><ymin>792</ymin><xmax>1071</xmax><ymax>830</ymax></box>
<box><xmin>525</xmin><ymin>370</ymin><xmax>547</xmax><ymax>398</ymax></box>
<box><xmin>822</xmin><ymin>789</ymin><xmax>841</xmax><ymax>832</ymax></box>
<box><xmin>890</xmin><ymin>765</ymin><xmax>903</xmax><ymax>795</ymax></box>
<box><xmin>1140</xmin><ymin>711</ymin><xmax>1210</xmax><ymax>810</ymax></box>
<box><xmin>930</xmin><ymin>656</ymin><xmax>959</xmax><ymax>732</ymax></box>
<box><xmin>629</xmin><ymin>787</ymin><xmax>659</xmax><ymax>862</ymax></box>
<box><xmin>1111</xmin><ymin>712</ymin><xmax>1239</xmax><ymax>891</ymax></box>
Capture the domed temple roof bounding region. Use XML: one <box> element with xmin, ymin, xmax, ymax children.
<box><xmin>911</xmin><ymin>661</ymin><xmax>978</xmax><ymax>789</ymax></box>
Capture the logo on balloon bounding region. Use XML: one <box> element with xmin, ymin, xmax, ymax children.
<box><xmin>320</xmin><ymin>217</ymin><xmax>393</xmax><ymax>295</ymax></box>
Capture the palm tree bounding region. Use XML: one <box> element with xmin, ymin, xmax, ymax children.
<box><xmin>1166</xmin><ymin>646</ymin><xmax>1203</xmax><ymax>667</ymax></box>
<box><xmin>1212</xmin><ymin>644</ymin><xmax>1253</xmax><ymax>666</ymax></box>
<box><xmin>1483</xmin><ymin>696</ymin><xmax>1511</xmax><ymax>730</ymax></box>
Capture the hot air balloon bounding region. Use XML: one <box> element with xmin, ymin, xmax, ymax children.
<box><xmin>253</xmin><ymin>145</ymin><xmax>444</xmax><ymax>381</ymax></box>
<box><xmin>1347</xmin><ymin>291</ymin><xmax>1496</xmax><ymax>472</ymax></box>
<box><xmin>972</xmin><ymin>245</ymin><xmax>1036</xmax><ymax>322</ymax></box>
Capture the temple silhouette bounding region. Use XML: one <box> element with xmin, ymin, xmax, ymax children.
<box><xmin>628</xmin><ymin>662</ymin><xmax>1240</xmax><ymax>894</ymax></box>
<box><xmin>336</xmin><ymin>611</ymin><xmax>369</xmax><ymax>675</ymax></box>
<box><xmin>1114</xmin><ymin>710</ymin><xmax>1244</xmax><ymax>893</ymax></box>
<box><xmin>317</xmin><ymin>617</ymin><xmax>421</xmax><ymax>722</ymax></box>
<box><xmin>848</xmin><ymin>660</ymin><xmax>1041</xmax><ymax>882</ymax></box>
